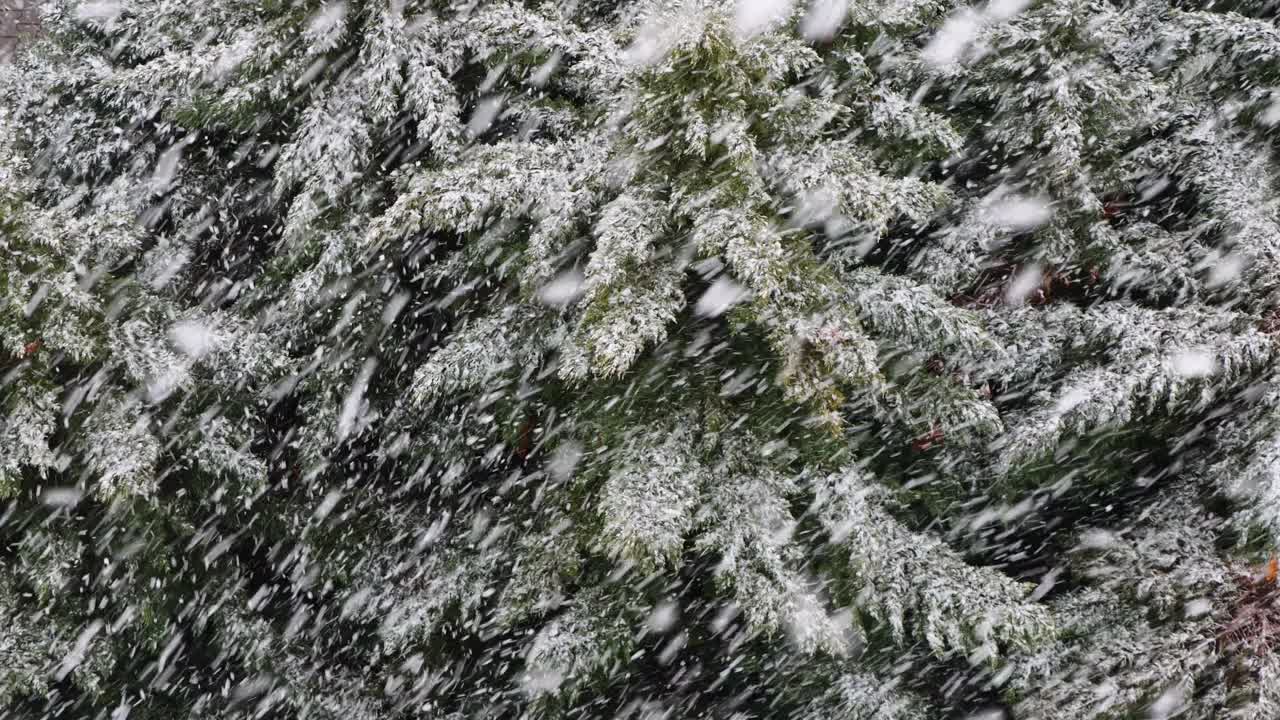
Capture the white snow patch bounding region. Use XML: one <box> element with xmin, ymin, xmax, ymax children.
<box><xmin>1171</xmin><ymin>349</ymin><xmax>1215</xmax><ymax>378</ymax></box>
<box><xmin>520</xmin><ymin>669</ymin><xmax>565</xmax><ymax>696</ymax></box>
<box><xmin>925</xmin><ymin>1</ymin><xmax>1028</xmax><ymax>65</ymax></box>
<box><xmin>55</xmin><ymin>620</ymin><xmax>103</xmax><ymax>681</ymax></box>
<box><xmin>530</xmin><ymin>50</ymin><xmax>562</xmax><ymax>87</ymax></box>
<box><xmin>537</xmin><ymin>270</ymin><xmax>585</xmax><ymax>308</ymax></box>
<box><xmin>647</xmin><ymin>601</ymin><xmax>680</xmax><ymax>633</ymax></box>
<box><xmin>1138</xmin><ymin>175</ymin><xmax>1171</xmax><ymax>203</ymax></box>
<box><xmin>800</xmin><ymin>0</ymin><xmax>848</xmax><ymax>41</ymax></box>
<box><xmin>146</xmin><ymin>367</ymin><xmax>186</xmax><ymax>404</ymax></box>
<box><xmin>75</xmin><ymin>1</ymin><xmax>123</xmax><ymax>23</ymax></box>
<box><xmin>657</xmin><ymin>632</ymin><xmax>687</xmax><ymax>664</ymax></box>
<box><xmin>1029</xmin><ymin>568</ymin><xmax>1060</xmax><ymax>602</ymax></box>
<box><xmin>711</xmin><ymin>604</ymin><xmax>740</xmax><ymax>633</ymax></box>
<box><xmin>307</xmin><ymin>2</ymin><xmax>348</xmax><ymax>37</ymax></box>
<box><xmin>382</xmin><ymin>292</ymin><xmax>410</xmax><ymax>325</ymax></box>
<box><xmin>923</xmin><ymin>9</ymin><xmax>983</xmax><ymax>66</ymax></box>
<box><xmin>1207</xmin><ymin>252</ymin><xmax>1245</xmax><ymax>288</ymax></box>
<box><xmin>314</xmin><ymin>490</ymin><xmax>343</xmax><ymax>522</ymax></box>
<box><xmin>989</xmin><ymin>195</ymin><xmax>1053</xmax><ymax>231</ymax></box>
<box><xmin>146</xmin><ymin>248</ymin><xmax>190</xmax><ymax>289</ymax></box>
<box><xmin>1183</xmin><ymin>597</ymin><xmax>1212</xmax><ymax>619</ymax></box>
<box><xmin>734</xmin><ymin>0</ymin><xmax>794</xmax><ymax>40</ymax></box>
<box><xmin>152</xmin><ymin>142</ymin><xmax>186</xmax><ymax>191</ymax></box>
<box><xmin>340</xmin><ymin>588</ymin><xmax>372</xmax><ymax>619</ymax></box>
<box><xmin>1053</xmin><ymin>385</ymin><xmax>1090</xmax><ymax>415</ymax></box>
<box><xmin>828</xmin><ymin>518</ymin><xmax>855</xmax><ymax>544</ymax></box>
<box><xmin>784</xmin><ymin>590</ymin><xmax>839</xmax><ymax>653</ymax></box>
<box><xmin>793</xmin><ymin>186</ymin><xmax>839</xmax><ymax>226</ymax></box>
<box><xmin>24</xmin><ymin>284</ymin><xmax>49</xmax><ymax>317</ymax></box>
<box><xmin>1262</xmin><ymin>98</ymin><xmax>1280</xmax><ymax>127</ymax></box>
<box><xmin>1077</xmin><ymin>528</ymin><xmax>1118</xmax><ymax>550</ymax></box>
<box><xmin>41</xmin><ymin>487</ymin><xmax>83</xmax><ymax>508</ymax></box>
<box><xmin>170</xmin><ymin>320</ymin><xmax>216</xmax><ymax>359</ymax></box>
<box><xmin>466</xmin><ymin>96</ymin><xmax>504</xmax><ymax>138</ymax></box>
<box><xmin>337</xmin><ymin>359</ymin><xmax>377</xmax><ymax>441</ymax></box>
<box><xmin>986</xmin><ymin>0</ymin><xmax>1031</xmax><ymax>20</ymax></box>
<box><xmin>1004</xmin><ymin>264</ymin><xmax>1042</xmax><ymax>306</ymax></box>
<box><xmin>1148</xmin><ymin>685</ymin><xmax>1185</xmax><ymax>719</ymax></box>
<box><xmin>212</xmin><ymin>36</ymin><xmax>255</xmax><ymax>80</ymax></box>
<box><xmin>624</xmin><ymin>17</ymin><xmax>680</xmax><ymax>65</ymax></box>
<box><xmin>695</xmin><ymin>277</ymin><xmax>748</xmax><ymax>318</ymax></box>
<box><xmin>549</xmin><ymin>441</ymin><xmax>583</xmax><ymax>481</ymax></box>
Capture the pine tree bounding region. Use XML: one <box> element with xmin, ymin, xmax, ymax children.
<box><xmin>6</xmin><ymin>0</ymin><xmax>1280</xmax><ymax>718</ymax></box>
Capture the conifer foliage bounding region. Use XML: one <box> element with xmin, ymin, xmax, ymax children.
<box><xmin>5</xmin><ymin>0</ymin><xmax>1280</xmax><ymax>717</ymax></box>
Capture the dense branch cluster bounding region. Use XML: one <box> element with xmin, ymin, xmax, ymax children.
<box><xmin>5</xmin><ymin>0</ymin><xmax>1280</xmax><ymax>717</ymax></box>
